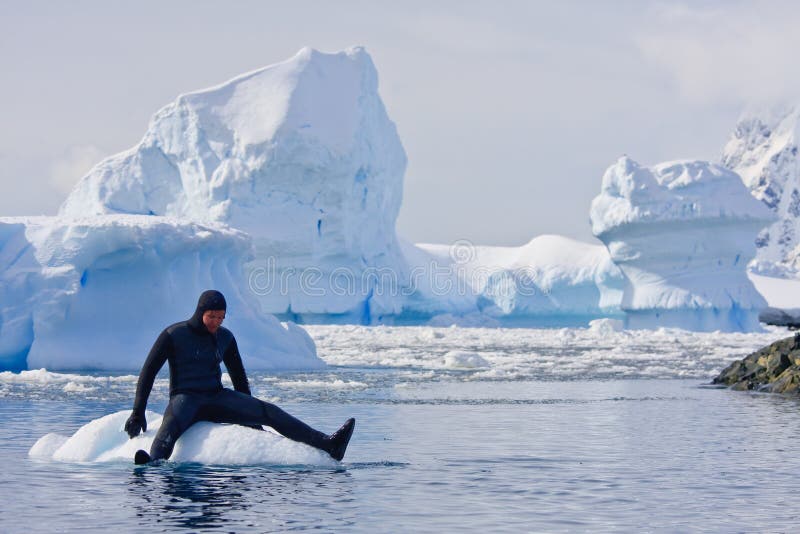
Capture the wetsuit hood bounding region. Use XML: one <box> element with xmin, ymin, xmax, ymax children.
<box><xmin>188</xmin><ymin>290</ymin><xmax>227</xmax><ymax>332</ymax></box>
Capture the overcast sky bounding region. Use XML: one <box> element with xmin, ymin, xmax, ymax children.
<box><xmin>2</xmin><ymin>0</ymin><xmax>799</xmax><ymax>246</ymax></box>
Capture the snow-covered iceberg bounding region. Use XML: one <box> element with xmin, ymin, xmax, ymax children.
<box><xmin>60</xmin><ymin>46</ymin><xmax>409</xmax><ymax>322</ymax></box>
<box><xmin>44</xmin><ymin>46</ymin><xmax>625</xmax><ymax>328</ymax></box>
<box><xmin>590</xmin><ymin>157</ymin><xmax>775</xmax><ymax>332</ymax></box>
<box><xmin>0</xmin><ymin>215</ymin><xmax>320</xmax><ymax>371</ymax></box>
<box><xmin>399</xmin><ymin>235</ymin><xmax>624</xmax><ymax>326</ymax></box>
<box><xmin>29</xmin><ymin>410</ymin><xmax>337</xmax><ymax>466</ymax></box>
<box><xmin>721</xmin><ymin>105</ymin><xmax>800</xmax><ymax>277</ymax></box>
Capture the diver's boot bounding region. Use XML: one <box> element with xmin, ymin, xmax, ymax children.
<box><xmin>134</xmin><ymin>449</ymin><xmax>152</xmax><ymax>464</ymax></box>
<box><xmin>327</xmin><ymin>418</ymin><xmax>355</xmax><ymax>461</ymax></box>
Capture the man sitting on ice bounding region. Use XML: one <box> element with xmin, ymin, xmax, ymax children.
<box><xmin>124</xmin><ymin>290</ymin><xmax>355</xmax><ymax>464</ymax></box>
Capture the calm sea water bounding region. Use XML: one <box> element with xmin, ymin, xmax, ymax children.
<box><xmin>2</xmin><ymin>326</ymin><xmax>799</xmax><ymax>532</ymax></box>
<box><xmin>3</xmin><ymin>377</ymin><xmax>800</xmax><ymax>532</ymax></box>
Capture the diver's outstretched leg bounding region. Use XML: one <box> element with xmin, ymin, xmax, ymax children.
<box><xmin>209</xmin><ymin>389</ymin><xmax>356</xmax><ymax>460</ymax></box>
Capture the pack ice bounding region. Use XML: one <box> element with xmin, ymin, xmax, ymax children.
<box><xmin>590</xmin><ymin>157</ymin><xmax>775</xmax><ymax>332</ymax></box>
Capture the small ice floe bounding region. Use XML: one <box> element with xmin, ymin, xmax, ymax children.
<box><xmin>275</xmin><ymin>379</ymin><xmax>368</xmax><ymax>389</ymax></box>
<box><xmin>29</xmin><ymin>410</ymin><xmax>338</xmax><ymax>466</ymax></box>
<box><xmin>442</xmin><ymin>351</ymin><xmax>490</xmax><ymax>369</ymax></box>
<box><xmin>62</xmin><ymin>382</ymin><xmax>97</xmax><ymax>393</ymax></box>
<box><xmin>587</xmin><ymin>318</ymin><xmax>625</xmax><ymax>336</ymax></box>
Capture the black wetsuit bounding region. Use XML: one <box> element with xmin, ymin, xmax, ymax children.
<box><xmin>131</xmin><ymin>303</ymin><xmax>329</xmax><ymax>461</ymax></box>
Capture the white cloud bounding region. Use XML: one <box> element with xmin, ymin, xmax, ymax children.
<box><xmin>635</xmin><ymin>1</ymin><xmax>800</xmax><ymax>106</ymax></box>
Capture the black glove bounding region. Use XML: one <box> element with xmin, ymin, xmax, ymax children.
<box><xmin>124</xmin><ymin>412</ymin><xmax>147</xmax><ymax>438</ymax></box>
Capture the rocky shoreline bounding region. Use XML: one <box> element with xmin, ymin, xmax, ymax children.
<box><xmin>713</xmin><ymin>333</ymin><xmax>800</xmax><ymax>394</ymax></box>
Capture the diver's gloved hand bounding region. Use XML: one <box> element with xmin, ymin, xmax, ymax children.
<box><xmin>124</xmin><ymin>411</ymin><xmax>147</xmax><ymax>438</ymax></box>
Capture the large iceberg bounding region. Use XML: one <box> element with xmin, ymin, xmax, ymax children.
<box><xmin>60</xmin><ymin>47</ymin><xmax>409</xmax><ymax>323</ymax></box>
<box><xmin>0</xmin><ymin>215</ymin><xmax>320</xmax><ymax>371</ymax></box>
<box><xmin>721</xmin><ymin>105</ymin><xmax>800</xmax><ymax>277</ymax></box>
<box><xmin>48</xmin><ymin>46</ymin><xmax>627</xmax><ymax>328</ymax></box>
<box><xmin>590</xmin><ymin>157</ymin><xmax>775</xmax><ymax>332</ymax></box>
<box><xmin>8</xmin><ymin>45</ymin><xmax>783</xmax><ymax>344</ymax></box>
<box><xmin>399</xmin><ymin>235</ymin><xmax>624</xmax><ymax>326</ymax></box>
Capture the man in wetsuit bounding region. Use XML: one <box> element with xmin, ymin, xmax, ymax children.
<box><xmin>124</xmin><ymin>290</ymin><xmax>355</xmax><ymax>464</ymax></box>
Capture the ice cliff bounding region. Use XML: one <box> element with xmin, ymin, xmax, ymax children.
<box><xmin>60</xmin><ymin>46</ymin><xmax>408</xmax><ymax>322</ymax></box>
<box><xmin>590</xmin><ymin>157</ymin><xmax>775</xmax><ymax>332</ymax></box>
<box><xmin>0</xmin><ymin>216</ymin><xmax>320</xmax><ymax>371</ymax></box>
<box><xmin>721</xmin><ymin>105</ymin><xmax>800</xmax><ymax>277</ymax></box>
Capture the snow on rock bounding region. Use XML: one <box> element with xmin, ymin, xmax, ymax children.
<box><xmin>29</xmin><ymin>410</ymin><xmax>337</xmax><ymax>466</ymax></box>
<box><xmin>59</xmin><ymin>47</ymin><xmax>408</xmax><ymax>323</ymax></box>
<box><xmin>0</xmin><ymin>215</ymin><xmax>321</xmax><ymax>371</ymax></box>
<box><xmin>590</xmin><ymin>157</ymin><xmax>775</xmax><ymax>332</ymax></box>
<box><xmin>399</xmin><ymin>235</ymin><xmax>625</xmax><ymax>326</ymax></box>
<box><xmin>721</xmin><ymin>105</ymin><xmax>800</xmax><ymax>277</ymax></box>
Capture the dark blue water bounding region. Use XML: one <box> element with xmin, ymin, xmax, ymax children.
<box><xmin>2</xmin><ymin>374</ymin><xmax>800</xmax><ymax>532</ymax></box>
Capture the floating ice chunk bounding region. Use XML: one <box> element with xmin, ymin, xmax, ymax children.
<box><xmin>29</xmin><ymin>410</ymin><xmax>338</xmax><ymax>466</ymax></box>
<box><xmin>443</xmin><ymin>351</ymin><xmax>490</xmax><ymax>369</ymax></box>
<box><xmin>275</xmin><ymin>379</ymin><xmax>368</xmax><ymax>389</ymax></box>
<box><xmin>28</xmin><ymin>433</ymin><xmax>69</xmax><ymax>458</ymax></box>
<box><xmin>62</xmin><ymin>382</ymin><xmax>96</xmax><ymax>393</ymax></box>
<box><xmin>588</xmin><ymin>318</ymin><xmax>625</xmax><ymax>336</ymax></box>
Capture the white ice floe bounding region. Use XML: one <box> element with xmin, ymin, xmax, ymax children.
<box><xmin>0</xmin><ymin>368</ymin><xmax>137</xmax><ymax>385</ymax></box>
<box><xmin>274</xmin><ymin>379</ymin><xmax>368</xmax><ymax>389</ymax></box>
<box><xmin>29</xmin><ymin>410</ymin><xmax>338</xmax><ymax>466</ymax></box>
<box><xmin>306</xmin><ymin>324</ymin><xmax>784</xmax><ymax>380</ymax></box>
<box><xmin>442</xmin><ymin>351</ymin><xmax>490</xmax><ymax>369</ymax></box>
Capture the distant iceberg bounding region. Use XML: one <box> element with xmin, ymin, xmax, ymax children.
<box><xmin>0</xmin><ymin>215</ymin><xmax>320</xmax><ymax>371</ymax></box>
<box><xmin>398</xmin><ymin>235</ymin><xmax>625</xmax><ymax>326</ymax></box>
<box><xmin>3</xmin><ymin>46</ymin><xmax>788</xmax><ymax>374</ymax></box>
<box><xmin>60</xmin><ymin>47</ymin><xmax>409</xmax><ymax>322</ymax></box>
<box><xmin>54</xmin><ymin>46</ymin><xmax>625</xmax><ymax>328</ymax></box>
<box><xmin>590</xmin><ymin>157</ymin><xmax>775</xmax><ymax>332</ymax></box>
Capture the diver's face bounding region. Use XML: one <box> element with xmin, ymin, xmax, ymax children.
<box><xmin>202</xmin><ymin>310</ymin><xmax>225</xmax><ymax>334</ymax></box>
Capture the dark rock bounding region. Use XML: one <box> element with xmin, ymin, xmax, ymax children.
<box><xmin>713</xmin><ymin>333</ymin><xmax>800</xmax><ymax>394</ymax></box>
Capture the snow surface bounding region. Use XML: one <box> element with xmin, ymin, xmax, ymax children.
<box><xmin>29</xmin><ymin>410</ymin><xmax>337</xmax><ymax>466</ymax></box>
<box><xmin>721</xmin><ymin>105</ymin><xmax>800</xmax><ymax>276</ymax></box>
<box><xmin>0</xmin><ymin>215</ymin><xmax>321</xmax><ymax>371</ymax></box>
<box><xmin>59</xmin><ymin>47</ymin><xmax>409</xmax><ymax>322</ymax></box>
<box><xmin>590</xmin><ymin>157</ymin><xmax>775</xmax><ymax>331</ymax></box>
